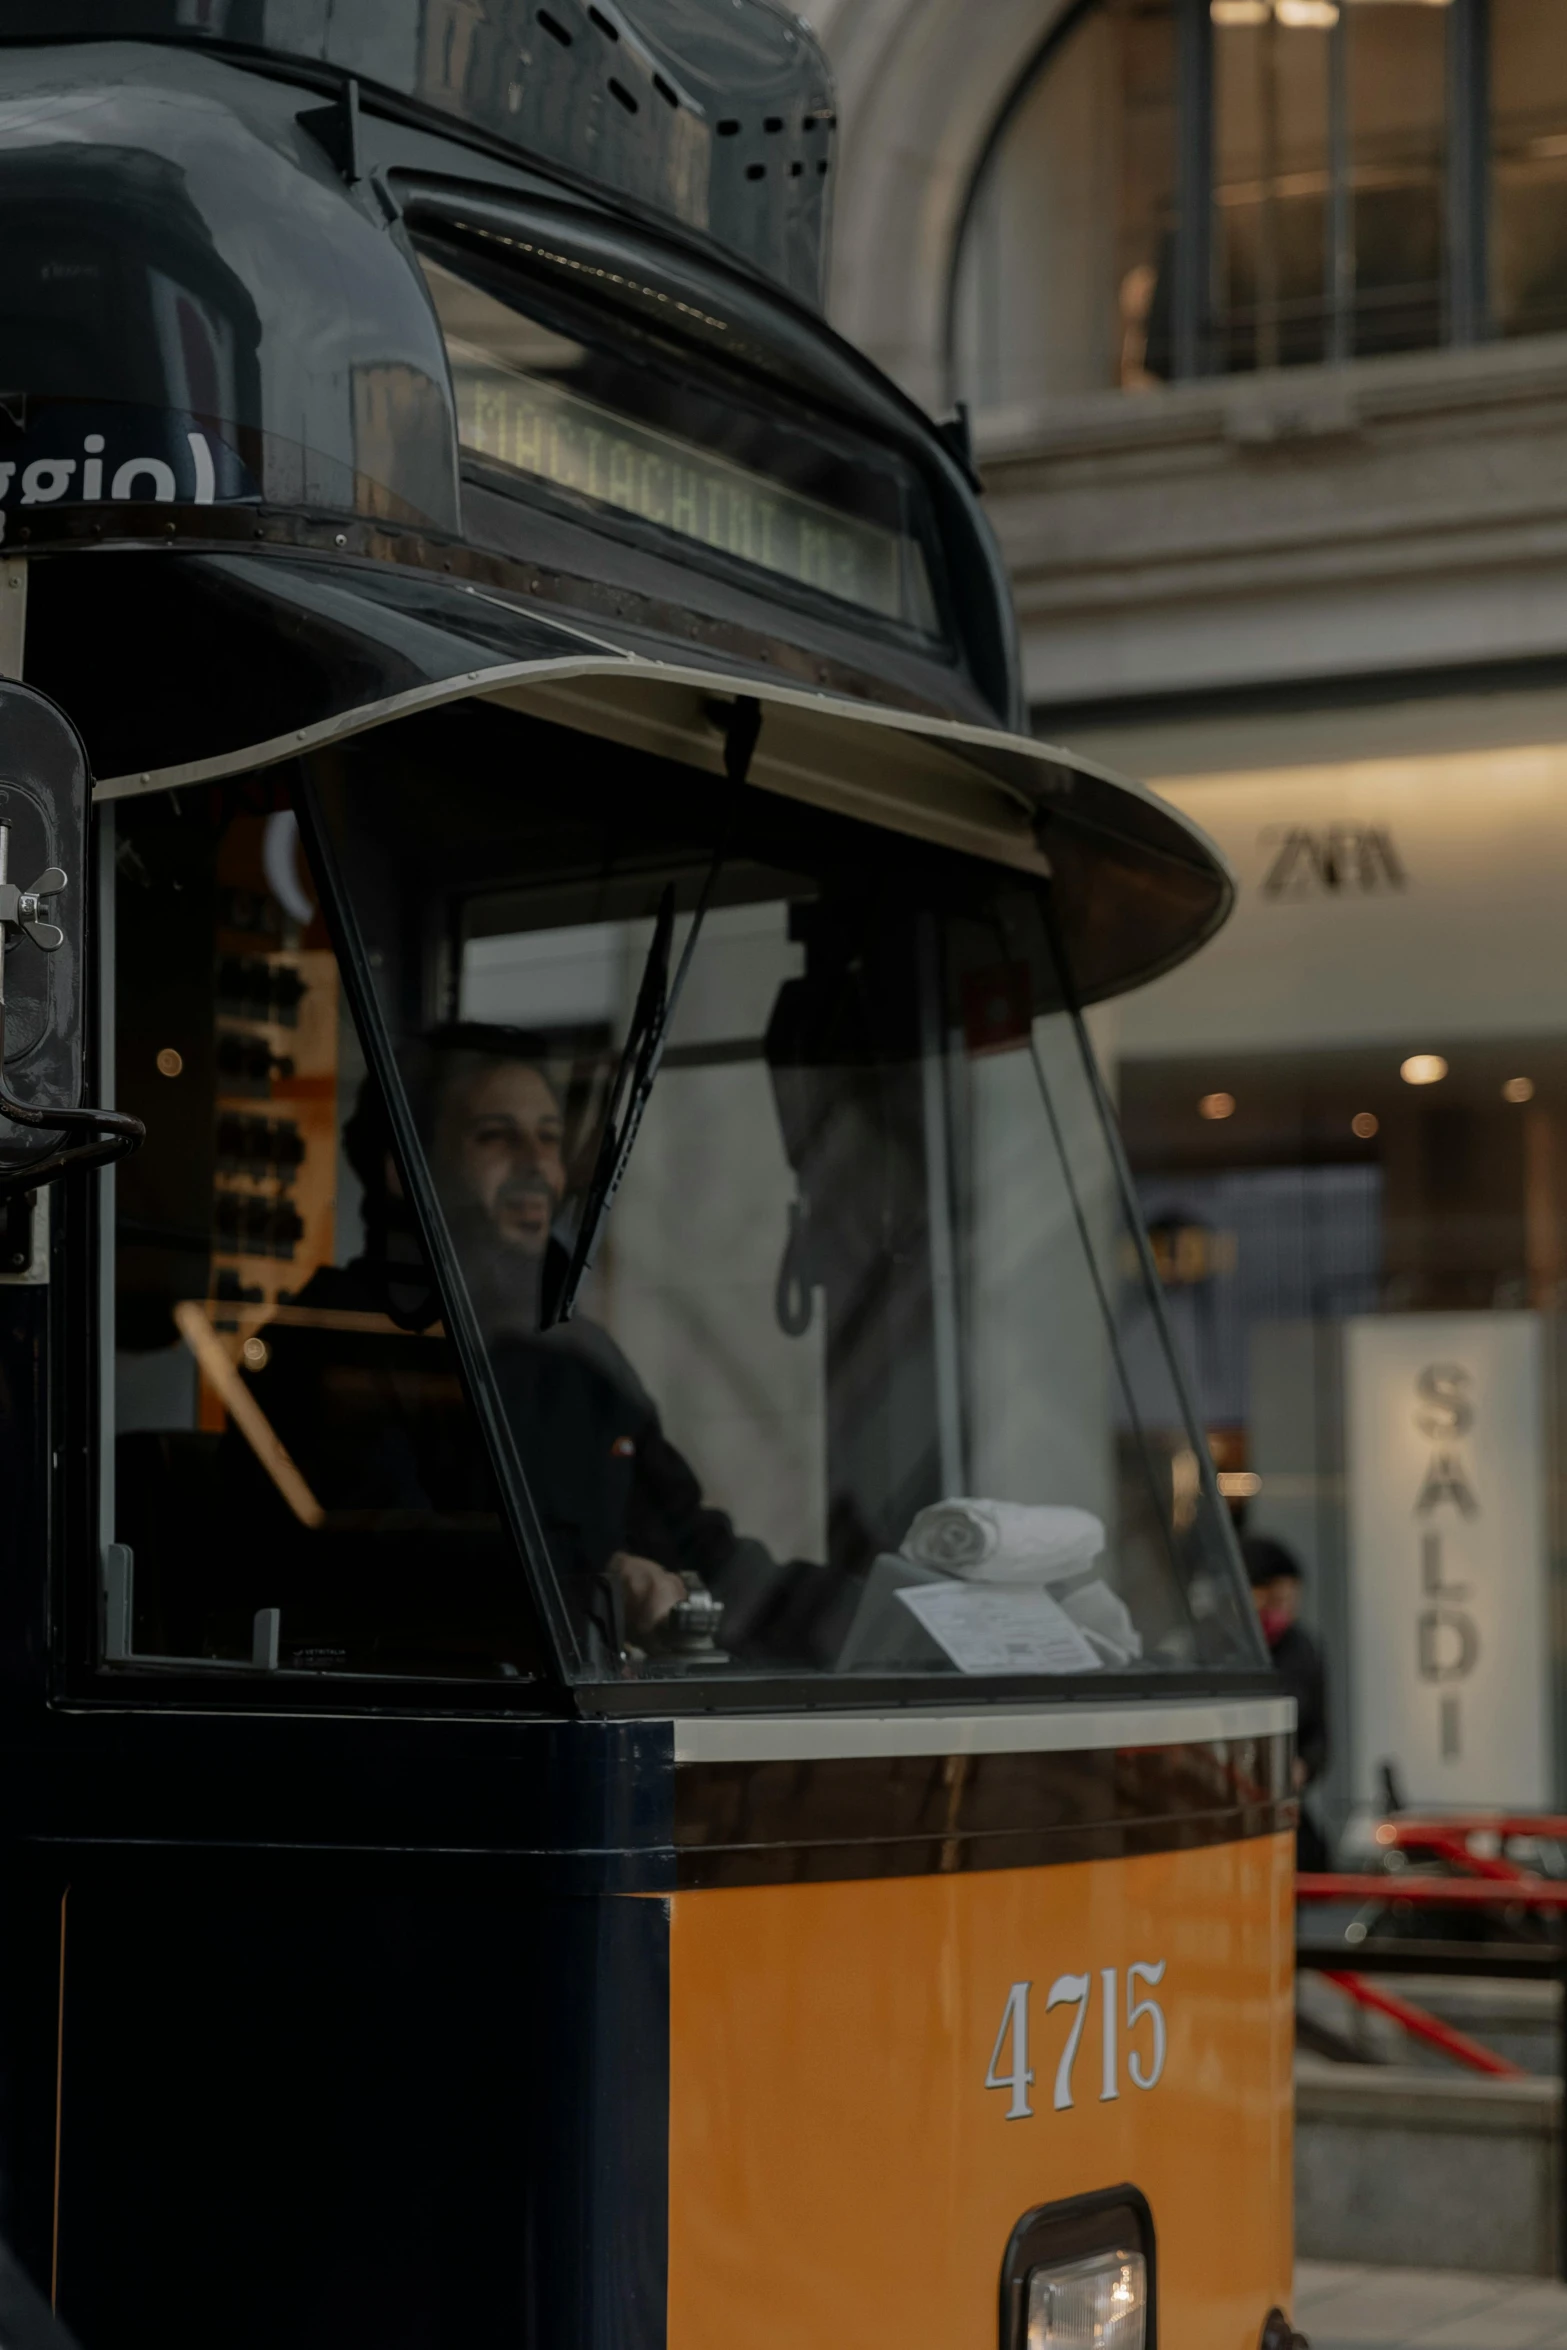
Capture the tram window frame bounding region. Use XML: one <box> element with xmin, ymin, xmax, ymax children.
<box><xmin>84</xmin><ymin>781</ymin><xmax>567</xmax><ymax>1713</ymax></box>
<box><xmin>405</xmin><ymin>213</ymin><xmax>959</xmax><ymax>660</ymax></box>
<box><xmin>75</xmin><ymin>742</ymin><xmax>1270</xmax><ymax>1720</ymax></box>
<box><xmin>283</xmin><ymin>705</ymin><xmax>1267</xmax><ymax>1714</ymax></box>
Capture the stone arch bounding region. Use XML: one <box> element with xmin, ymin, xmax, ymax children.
<box><xmin>813</xmin><ymin>0</ymin><xmax>1076</xmax><ymax>409</ymax></box>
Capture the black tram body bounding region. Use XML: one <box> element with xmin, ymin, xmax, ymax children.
<box><xmin>0</xmin><ymin>13</ymin><xmax>1299</xmax><ymax>2349</ymax></box>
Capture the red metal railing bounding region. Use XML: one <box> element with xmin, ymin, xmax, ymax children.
<box><xmin>1298</xmin><ymin>1873</ymin><xmax>1567</xmax><ymax>1909</ymax></box>
<box><xmin>1315</xmin><ymin>1968</ymin><xmax>1526</xmax><ymax>2077</ymax></box>
<box><xmin>1299</xmin><ymin>1843</ymin><xmax>1567</xmax><ymax>2074</ymax></box>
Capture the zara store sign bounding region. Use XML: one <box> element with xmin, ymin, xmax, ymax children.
<box><xmin>1118</xmin><ymin>741</ymin><xmax>1567</xmax><ymax>1057</ymax></box>
<box><xmin>1259</xmin><ymin>824</ymin><xmax>1406</xmax><ymax>898</ymax></box>
<box><xmin>1345</xmin><ymin>1313</ymin><xmax>1550</xmax><ymax>1809</ymax></box>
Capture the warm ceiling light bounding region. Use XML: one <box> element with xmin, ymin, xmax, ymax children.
<box><xmin>1217</xmin><ymin>1469</ymin><xmax>1262</xmax><ymax>1498</ymax></box>
<box><xmin>1400</xmin><ymin>1054</ymin><xmax>1448</xmax><ymax>1086</ymax></box>
<box><xmin>1502</xmin><ymin>1076</ymin><xmax>1535</xmax><ymax>1104</ymax></box>
<box><xmin>1211</xmin><ymin>0</ymin><xmax>1269</xmax><ymax>19</ymax></box>
<box><xmin>1352</xmin><ymin>1111</ymin><xmax>1379</xmax><ymax>1138</ymax></box>
<box><xmin>1276</xmin><ymin>0</ymin><xmax>1339</xmax><ymax>23</ymax></box>
<box><xmin>1198</xmin><ymin>1091</ymin><xmax>1236</xmax><ymax>1120</ymax></box>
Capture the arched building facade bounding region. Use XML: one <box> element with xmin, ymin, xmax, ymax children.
<box><xmin>818</xmin><ymin>0</ymin><xmax>1567</xmax><ymax>1843</ymax></box>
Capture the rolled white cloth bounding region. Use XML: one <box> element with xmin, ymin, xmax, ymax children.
<box><xmin>901</xmin><ymin>1499</ymin><xmax>1105</xmax><ymax>1586</ymax></box>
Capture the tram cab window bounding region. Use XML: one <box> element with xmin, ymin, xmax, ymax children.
<box><xmin>107</xmin><ymin>778</ymin><xmax>546</xmax><ymax>1684</ymax></box>
<box><xmin>291</xmin><ymin>702</ymin><xmax>1259</xmax><ymax>1688</ymax></box>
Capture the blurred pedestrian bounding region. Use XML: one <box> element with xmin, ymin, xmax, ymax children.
<box><xmin>1244</xmin><ymin>1532</ymin><xmax>1328</xmax><ymax>1871</ymax></box>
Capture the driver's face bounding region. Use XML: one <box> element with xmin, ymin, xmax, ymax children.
<box><xmin>436</xmin><ymin>1062</ymin><xmax>566</xmax><ymax>1256</ymax></box>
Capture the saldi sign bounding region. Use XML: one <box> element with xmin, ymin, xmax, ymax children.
<box><xmin>1345</xmin><ymin>1313</ymin><xmax>1550</xmax><ymax>1809</ymax></box>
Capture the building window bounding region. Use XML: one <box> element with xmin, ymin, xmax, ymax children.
<box><xmin>952</xmin><ymin>0</ymin><xmax>1567</xmax><ymax>409</ymax></box>
<box><xmin>1214</xmin><ymin>3</ymin><xmax>1447</xmax><ymax>370</ymax></box>
<box><xmin>1492</xmin><ymin>0</ymin><xmax>1567</xmax><ymax>340</ymax></box>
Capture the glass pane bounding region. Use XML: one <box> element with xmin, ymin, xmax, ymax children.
<box><xmin>950</xmin><ymin>0</ymin><xmax>1177</xmax><ymax>406</ymax></box>
<box><xmin>109</xmin><ymin>777</ymin><xmax>544</xmax><ymax>1685</ymax></box>
<box><xmin>1214</xmin><ymin>13</ymin><xmax>1332</xmax><ymax>372</ymax></box>
<box><xmin>1027</xmin><ymin>2249</ymin><xmax>1147</xmax><ymax>2349</ymax></box>
<box><xmin>1492</xmin><ymin>0</ymin><xmax>1567</xmax><ymax>339</ymax></box>
<box><xmin>308</xmin><ymin>704</ymin><xmax>1261</xmax><ymax>1689</ymax></box>
<box><xmin>1212</xmin><ymin>2</ymin><xmax>1446</xmax><ymax>373</ymax></box>
<box><xmin>1344</xmin><ymin>1</ymin><xmax>1446</xmax><ymax>358</ymax></box>
<box><xmin>412</xmin><ymin>232</ymin><xmax>941</xmax><ymax>635</ymax></box>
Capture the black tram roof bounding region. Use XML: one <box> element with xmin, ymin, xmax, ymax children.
<box><xmin>0</xmin><ymin>27</ymin><xmax>1022</xmax><ymax>730</ymax></box>
<box><xmin>0</xmin><ymin>0</ymin><xmax>836</xmax><ymax>309</ymax></box>
<box><xmin>0</xmin><ymin>26</ymin><xmax>1235</xmax><ymax>992</ymax></box>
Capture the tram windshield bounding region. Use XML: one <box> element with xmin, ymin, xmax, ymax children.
<box><xmin>106</xmin><ymin>705</ymin><xmax>1260</xmax><ymax>1691</ymax></box>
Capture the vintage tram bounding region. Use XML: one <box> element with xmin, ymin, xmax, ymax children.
<box><xmin>0</xmin><ymin>8</ymin><xmax>1298</xmax><ymax>2347</ymax></box>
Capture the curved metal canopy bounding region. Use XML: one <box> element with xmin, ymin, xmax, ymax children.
<box><xmin>31</xmin><ymin>548</ymin><xmax>1231</xmax><ymax>1002</ymax></box>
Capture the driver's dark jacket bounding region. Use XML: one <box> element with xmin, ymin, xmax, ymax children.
<box><xmin>223</xmin><ymin>1256</ymin><xmax>840</xmax><ymax>1664</ymax></box>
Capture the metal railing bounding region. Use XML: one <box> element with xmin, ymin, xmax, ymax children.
<box><xmin>1298</xmin><ymin>1854</ymin><xmax>1567</xmax><ymax>2276</ymax></box>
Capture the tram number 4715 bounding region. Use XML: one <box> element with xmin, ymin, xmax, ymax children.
<box><xmin>985</xmin><ymin>1966</ymin><xmax>1167</xmax><ymax>2120</ymax></box>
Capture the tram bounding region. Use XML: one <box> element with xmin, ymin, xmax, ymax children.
<box><xmin>0</xmin><ymin>10</ymin><xmax>1301</xmax><ymax>2348</ymax></box>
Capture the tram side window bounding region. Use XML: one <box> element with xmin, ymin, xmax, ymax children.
<box><xmin>107</xmin><ymin>779</ymin><xmax>545</xmax><ymax>1684</ymax></box>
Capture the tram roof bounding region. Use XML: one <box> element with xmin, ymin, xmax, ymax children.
<box><xmin>0</xmin><ymin>0</ymin><xmax>837</xmax><ymax>307</ymax></box>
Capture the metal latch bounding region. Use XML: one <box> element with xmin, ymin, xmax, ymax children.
<box><xmin>0</xmin><ymin>815</ymin><xmax>142</xmax><ymax>1192</ymax></box>
<box><xmin>0</xmin><ymin>1182</ymin><xmax>47</xmax><ymax>1282</ymax></box>
<box><xmin>0</xmin><ymin>844</ymin><xmax>65</xmax><ymax>950</ymax></box>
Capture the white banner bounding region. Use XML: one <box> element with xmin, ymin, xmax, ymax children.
<box><xmin>1345</xmin><ymin>1312</ymin><xmax>1551</xmax><ymax>1810</ymax></box>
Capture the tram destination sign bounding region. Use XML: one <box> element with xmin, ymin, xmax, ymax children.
<box><xmin>450</xmin><ymin>351</ymin><xmax>937</xmax><ymax>632</ymax></box>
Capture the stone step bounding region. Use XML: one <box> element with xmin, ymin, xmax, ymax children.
<box><xmin>1296</xmin><ymin>2258</ymin><xmax>1567</xmax><ymax>2349</ymax></box>
<box><xmin>1297</xmin><ymin>2055</ymin><xmax>1562</xmax><ymax>2275</ymax></box>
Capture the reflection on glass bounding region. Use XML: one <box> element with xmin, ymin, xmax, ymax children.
<box><xmin>110</xmin><ymin>782</ymin><xmax>541</xmax><ymax>1682</ymax></box>
<box><xmin>1343</xmin><ymin>3</ymin><xmax>1446</xmax><ymax>358</ymax></box>
<box><xmin>1492</xmin><ymin>0</ymin><xmax>1567</xmax><ymax>340</ymax></box>
<box><xmin>1215</xmin><ymin>10</ymin><xmax>1332</xmax><ymax>371</ymax></box>
<box><xmin>1215</xmin><ymin>2</ymin><xmax>1445</xmax><ymax>372</ymax></box>
<box><xmin>309</xmin><ymin>705</ymin><xmax>1260</xmax><ymax>1685</ymax></box>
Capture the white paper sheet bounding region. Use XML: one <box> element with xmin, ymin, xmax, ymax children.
<box><xmin>894</xmin><ymin>1582</ymin><xmax>1104</xmax><ymax>1676</ymax></box>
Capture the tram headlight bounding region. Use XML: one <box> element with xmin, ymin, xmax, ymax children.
<box><xmin>1025</xmin><ymin>2248</ymin><xmax>1146</xmax><ymax>2349</ymax></box>
<box><xmin>1001</xmin><ymin>2190</ymin><xmax>1154</xmax><ymax>2350</ymax></box>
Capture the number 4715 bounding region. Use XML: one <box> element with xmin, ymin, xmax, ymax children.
<box><xmin>985</xmin><ymin>1964</ymin><xmax>1166</xmax><ymax>2120</ymax></box>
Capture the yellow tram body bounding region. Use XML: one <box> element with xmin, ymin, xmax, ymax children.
<box><xmin>42</xmin><ymin>1737</ymin><xmax>1299</xmax><ymax>2350</ymax></box>
<box><xmin>671</xmin><ymin>1826</ymin><xmax>1294</xmax><ymax>2350</ymax></box>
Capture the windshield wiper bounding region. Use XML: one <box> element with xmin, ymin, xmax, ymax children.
<box><xmin>541</xmin><ymin>695</ymin><xmax>762</xmax><ymax>1328</ymax></box>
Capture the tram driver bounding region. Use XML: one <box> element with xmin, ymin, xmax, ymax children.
<box><xmin>346</xmin><ymin>1025</ymin><xmax>841</xmax><ymax>1667</ymax></box>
